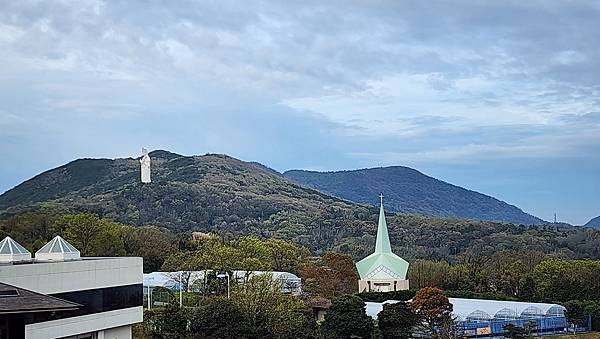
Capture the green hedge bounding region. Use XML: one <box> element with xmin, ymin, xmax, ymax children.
<box><xmin>357</xmin><ymin>290</ymin><xmax>519</xmax><ymax>303</ymax></box>
<box><xmin>356</xmin><ymin>290</ymin><xmax>417</xmax><ymax>302</ymax></box>
<box><xmin>444</xmin><ymin>290</ymin><xmax>519</xmax><ymax>301</ymax></box>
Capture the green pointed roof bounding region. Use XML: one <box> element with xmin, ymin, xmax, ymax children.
<box><xmin>356</xmin><ymin>195</ymin><xmax>409</xmax><ymax>280</ymax></box>
<box><xmin>375</xmin><ymin>195</ymin><xmax>391</xmax><ymax>253</ymax></box>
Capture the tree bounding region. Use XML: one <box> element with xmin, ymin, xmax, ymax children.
<box><xmin>231</xmin><ymin>236</ymin><xmax>271</xmax><ymax>280</ymax></box>
<box><xmin>233</xmin><ymin>274</ymin><xmax>314</xmax><ymax>338</ymax></box>
<box><xmin>323</xmin><ymin>295</ymin><xmax>374</xmax><ymax>339</ymax></box>
<box><xmin>59</xmin><ymin>213</ymin><xmax>126</xmax><ymax>256</ymax></box>
<box><xmin>410</xmin><ymin>287</ymin><xmax>453</xmax><ymax>338</ymax></box>
<box><xmin>442</xmin><ymin>263</ymin><xmax>476</xmax><ymax>292</ymax></box>
<box><xmin>503</xmin><ymin>324</ymin><xmax>527</xmax><ymax>339</ymax></box>
<box><xmin>161</xmin><ymin>251</ymin><xmax>201</xmax><ymax>292</ymax></box>
<box><xmin>154</xmin><ymin>302</ymin><xmax>188</xmax><ymax>338</ymax></box>
<box><xmin>565</xmin><ymin>300</ymin><xmax>588</xmax><ymax>334</ymax></box>
<box><xmin>188</xmin><ymin>298</ymin><xmax>250</xmax><ymax>338</ymax></box>
<box><xmin>408</xmin><ymin>260</ymin><xmax>450</xmax><ymax>289</ymax></box>
<box><xmin>487</xmin><ymin>250</ymin><xmax>527</xmax><ymax>296</ymax></box>
<box><xmin>377</xmin><ymin>301</ymin><xmax>417</xmax><ymax>339</ymax></box>
<box><xmin>123</xmin><ymin>226</ymin><xmax>176</xmax><ymax>272</ymax></box>
<box><xmin>299</xmin><ymin>251</ymin><xmax>358</xmax><ymax>298</ymax></box>
<box><xmin>264</xmin><ymin>238</ymin><xmax>308</xmax><ymax>273</ymax></box>
<box><xmin>532</xmin><ymin>260</ymin><xmax>600</xmax><ymax>302</ymax></box>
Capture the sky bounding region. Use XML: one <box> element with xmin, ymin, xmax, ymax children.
<box><xmin>0</xmin><ymin>1</ymin><xmax>599</xmax><ymax>225</ymax></box>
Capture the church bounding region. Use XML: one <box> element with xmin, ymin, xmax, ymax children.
<box><xmin>356</xmin><ymin>196</ymin><xmax>410</xmax><ymax>292</ymax></box>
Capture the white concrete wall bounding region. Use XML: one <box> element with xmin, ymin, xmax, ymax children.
<box><xmin>24</xmin><ymin>306</ymin><xmax>141</xmax><ymax>339</ymax></box>
<box><xmin>100</xmin><ymin>325</ymin><xmax>133</xmax><ymax>339</ymax></box>
<box><xmin>0</xmin><ymin>257</ymin><xmax>142</xmax><ymax>294</ymax></box>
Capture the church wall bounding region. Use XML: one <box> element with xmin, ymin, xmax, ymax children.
<box><xmin>358</xmin><ymin>279</ymin><xmax>409</xmax><ymax>293</ymax></box>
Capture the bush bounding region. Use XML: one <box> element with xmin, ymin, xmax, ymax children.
<box><xmin>324</xmin><ymin>295</ymin><xmax>374</xmax><ymax>339</ymax></box>
<box><xmin>444</xmin><ymin>290</ymin><xmax>519</xmax><ymax>301</ymax></box>
<box><xmin>378</xmin><ymin>301</ymin><xmax>417</xmax><ymax>339</ymax></box>
<box><xmin>357</xmin><ymin>290</ymin><xmax>417</xmax><ymax>302</ymax></box>
<box><xmin>141</xmin><ymin>304</ymin><xmax>188</xmax><ymax>339</ymax></box>
<box><xmin>188</xmin><ymin>298</ymin><xmax>250</xmax><ymax>338</ymax></box>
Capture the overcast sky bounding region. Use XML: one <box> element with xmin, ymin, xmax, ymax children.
<box><xmin>1</xmin><ymin>1</ymin><xmax>599</xmax><ymax>224</ymax></box>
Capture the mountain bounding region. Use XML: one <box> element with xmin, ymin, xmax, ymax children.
<box><xmin>284</xmin><ymin>167</ymin><xmax>544</xmax><ymax>225</ymax></box>
<box><xmin>0</xmin><ymin>151</ymin><xmax>372</xmax><ymax>252</ymax></box>
<box><xmin>585</xmin><ymin>216</ymin><xmax>600</xmax><ymax>228</ymax></box>
<box><xmin>1</xmin><ymin>151</ymin><xmax>598</xmax><ymax>261</ymax></box>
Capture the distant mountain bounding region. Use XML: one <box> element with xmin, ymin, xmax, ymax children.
<box><xmin>585</xmin><ymin>216</ymin><xmax>600</xmax><ymax>228</ymax></box>
<box><xmin>284</xmin><ymin>167</ymin><xmax>544</xmax><ymax>225</ymax></box>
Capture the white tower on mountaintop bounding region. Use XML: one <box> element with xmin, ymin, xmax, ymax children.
<box><xmin>140</xmin><ymin>147</ymin><xmax>151</xmax><ymax>183</ymax></box>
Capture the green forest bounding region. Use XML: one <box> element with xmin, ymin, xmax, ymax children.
<box><xmin>2</xmin><ymin>210</ymin><xmax>598</xmax><ymax>269</ymax></box>
<box><xmin>1</xmin><ymin>211</ymin><xmax>600</xmax><ymax>338</ymax></box>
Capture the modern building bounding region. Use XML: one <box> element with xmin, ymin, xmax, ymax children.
<box><xmin>365</xmin><ymin>298</ymin><xmax>578</xmax><ymax>337</ymax></box>
<box><xmin>0</xmin><ymin>235</ymin><xmax>143</xmax><ymax>339</ymax></box>
<box><xmin>356</xmin><ymin>196</ymin><xmax>410</xmax><ymax>292</ymax></box>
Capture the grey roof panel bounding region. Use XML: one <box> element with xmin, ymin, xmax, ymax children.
<box><xmin>0</xmin><ymin>282</ymin><xmax>80</xmax><ymax>314</ymax></box>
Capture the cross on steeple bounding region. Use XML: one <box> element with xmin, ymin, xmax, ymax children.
<box><xmin>379</xmin><ymin>193</ymin><xmax>384</xmax><ymax>205</ymax></box>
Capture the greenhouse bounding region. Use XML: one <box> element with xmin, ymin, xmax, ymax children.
<box><xmin>366</xmin><ymin>298</ymin><xmax>587</xmax><ymax>337</ymax></box>
<box><xmin>143</xmin><ymin>270</ymin><xmax>302</xmax><ymax>296</ymax></box>
<box><xmin>449</xmin><ymin>298</ymin><xmax>565</xmax><ymax>321</ymax></box>
<box><xmin>449</xmin><ymin>298</ymin><xmax>582</xmax><ymax>336</ymax></box>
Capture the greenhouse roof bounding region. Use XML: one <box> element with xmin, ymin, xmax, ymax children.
<box><xmin>143</xmin><ymin>270</ymin><xmax>301</xmax><ymax>289</ymax></box>
<box><xmin>365</xmin><ymin>298</ymin><xmax>566</xmax><ymax>322</ymax></box>
<box><xmin>448</xmin><ymin>298</ymin><xmax>566</xmax><ymax>321</ymax></box>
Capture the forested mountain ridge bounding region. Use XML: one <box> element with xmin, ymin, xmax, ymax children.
<box><xmin>284</xmin><ymin>167</ymin><xmax>544</xmax><ymax>225</ymax></box>
<box><xmin>585</xmin><ymin>216</ymin><xmax>600</xmax><ymax>228</ymax></box>
<box><xmin>0</xmin><ymin>150</ymin><xmax>357</xmax><ymax>231</ymax></box>
<box><xmin>2</xmin><ymin>150</ymin><xmax>599</xmax><ymax>261</ymax></box>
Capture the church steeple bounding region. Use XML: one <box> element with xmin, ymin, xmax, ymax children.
<box><xmin>355</xmin><ymin>194</ymin><xmax>410</xmax><ymax>291</ymax></box>
<box><xmin>375</xmin><ymin>194</ymin><xmax>392</xmax><ymax>253</ymax></box>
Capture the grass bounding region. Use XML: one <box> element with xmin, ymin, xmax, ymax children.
<box><xmin>550</xmin><ymin>332</ymin><xmax>600</xmax><ymax>339</ymax></box>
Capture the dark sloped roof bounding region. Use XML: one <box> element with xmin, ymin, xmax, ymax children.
<box><xmin>0</xmin><ymin>282</ymin><xmax>80</xmax><ymax>314</ymax></box>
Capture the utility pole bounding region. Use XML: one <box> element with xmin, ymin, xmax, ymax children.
<box><xmin>179</xmin><ymin>271</ymin><xmax>183</xmax><ymax>307</ymax></box>
<box><xmin>217</xmin><ymin>272</ymin><xmax>231</xmax><ymax>299</ymax></box>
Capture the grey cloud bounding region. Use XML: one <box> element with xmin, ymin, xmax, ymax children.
<box><xmin>0</xmin><ymin>1</ymin><xmax>599</xmax><ymax>224</ymax></box>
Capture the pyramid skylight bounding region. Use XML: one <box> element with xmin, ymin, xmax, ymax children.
<box><xmin>35</xmin><ymin>235</ymin><xmax>80</xmax><ymax>261</ymax></box>
<box><xmin>0</xmin><ymin>236</ymin><xmax>32</xmax><ymax>263</ymax></box>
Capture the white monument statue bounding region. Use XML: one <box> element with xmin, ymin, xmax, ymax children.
<box><xmin>140</xmin><ymin>147</ymin><xmax>151</xmax><ymax>183</ymax></box>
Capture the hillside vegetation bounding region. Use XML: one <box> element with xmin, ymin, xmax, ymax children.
<box><xmin>1</xmin><ymin>151</ymin><xmax>598</xmax><ymax>261</ymax></box>
<box><xmin>284</xmin><ymin>167</ymin><xmax>544</xmax><ymax>225</ymax></box>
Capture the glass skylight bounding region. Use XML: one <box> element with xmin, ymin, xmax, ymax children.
<box><xmin>0</xmin><ymin>236</ymin><xmax>32</xmax><ymax>263</ymax></box>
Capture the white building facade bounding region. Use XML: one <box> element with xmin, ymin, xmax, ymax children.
<box><xmin>0</xmin><ymin>236</ymin><xmax>143</xmax><ymax>339</ymax></box>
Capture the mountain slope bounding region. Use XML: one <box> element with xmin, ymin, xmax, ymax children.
<box><xmin>284</xmin><ymin>167</ymin><xmax>544</xmax><ymax>225</ymax></box>
<box><xmin>585</xmin><ymin>216</ymin><xmax>600</xmax><ymax>228</ymax></box>
<box><xmin>2</xmin><ymin>151</ymin><xmax>599</xmax><ymax>261</ymax></box>
<box><xmin>0</xmin><ymin>151</ymin><xmax>371</xmax><ymax>252</ymax></box>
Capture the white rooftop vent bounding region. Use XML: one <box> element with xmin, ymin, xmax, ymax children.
<box><xmin>35</xmin><ymin>235</ymin><xmax>80</xmax><ymax>261</ymax></box>
<box><xmin>0</xmin><ymin>236</ymin><xmax>32</xmax><ymax>263</ymax></box>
